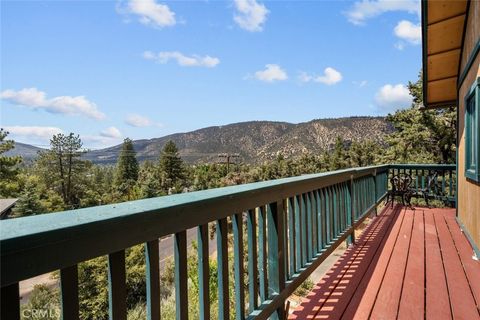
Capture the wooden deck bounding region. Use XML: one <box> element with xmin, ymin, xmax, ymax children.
<box><xmin>289</xmin><ymin>205</ymin><xmax>480</xmax><ymax>320</ymax></box>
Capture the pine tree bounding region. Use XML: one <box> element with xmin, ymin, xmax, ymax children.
<box><xmin>383</xmin><ymin>72</ymin><xmax>456</xmax><ymax>164</ymax></box>
<box><xmin>13</xmin><ymin>182</ymin><xmax>45</xmax><ymax>217</ymax></box>
<box><xmin>329</xmin><ymin>137</ymin><xmax>349</xmax><ymax>170</ymax></box>
<box><xmin>158</xmin><ymin>141</ymin><xmax>185</xmax><ymax>193</ymax></box>
<box><xmin>36</xmin><ymin>133</ymin><xmax>87</xmax><ymax>208</ymax></box>
<box><xmin>114</xmin><ymin>138</ymin><xmax>139</xmax><ymax>197</ymax></box>
<box><xmin>0</xmin><ymin>129</ymin><xmax>22</xmax><ymax>196</ymax></box>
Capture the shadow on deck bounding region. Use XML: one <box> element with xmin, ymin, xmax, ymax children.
<box><xmin>289</xmin><ymin>204</ymin><xmax>480</xmax><ymax>320</ymax></box>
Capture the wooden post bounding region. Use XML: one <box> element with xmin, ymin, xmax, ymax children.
<box><xmin>267</xmin><ymin>201</ymin><xmax>286</xmax><ymax>320</ymax></box>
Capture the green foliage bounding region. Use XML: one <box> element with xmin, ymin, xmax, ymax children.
<box><xmin>294</xmin><ymin>277</ymin><xmax>314</xmax><ymax>297</ymax></box>
<box><xmin>13</xmin><ymin>181</ymin><xmax>45</xmax><ymax>217</ymax></box>
<box><xmin>0</xmin><ymin>128</ymin><xmax>22</xmax><ymax>197</ymax></box>
<box><xmin>137</xmin><ymin>161</ymin><xmax>162</xmax><ymax>198</ymax></box>
<box><xmin>114</xmin><ymin>138</ymin><xmax>139</xmax><ymax>198</ymax></box>
<box><xmin>20</xmin><ymin>284</ymin><xmax>60</xmax><ymax>320</ymax></box>
<box><xmin>158</xmin><ymin>141</ymin><xmax>186</xmax><ymax>193</ymax></box>
<box><xmin>382</xmin><ymin>73</ymin><xmax>456</xmax><ymax>164</ymax></box>
<box><xmin>78</xmin><ymin>245</ymin><xmax>147</xmax><ymax>320</ymax></box>
<box><xmin>127</xmin><ymin>304</ymin><xmax>147</xmax><ymax>320</ymax></box>
<box><xmin>36</xmin><ymin>133</ymin><xmax>88</xmax><ymax>208</ymax></box>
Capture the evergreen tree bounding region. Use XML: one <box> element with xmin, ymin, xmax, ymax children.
<box><xmin>36</xmin><ymin>133</ymin><xmax>87</xmax><ymax>208</ymax></box>
<box><xmin>0</xmin><ymin>129</ymin><xmax>22</xmax><ymax>196</ymax></box>
<box><xmin>329</xmin><ymin>137</ymin><xmax>350</xmax><ymax>170</ymax></box>
<box><xmin>158</xmin><ymin>141</ymin><xmax>185</xmax><ymax>193</ymax></box>
<box><xmin>349</xmin><ymin>140</ymin><xmax>382</xmax><ymax>167</ymax></box>
<box><xmin>13</xmin><ymin>182</ymin><xmax>45</xmax><ymax>217</ymax></box>
<box><xmin>114</xmin><ymin>138</ymin><xmax>139</xmax><ymax>197</ymax></box>
<box><xmin>383</xmin><ymin>72</ymin><xmax>456</xmax><ymax>164</ymax></box>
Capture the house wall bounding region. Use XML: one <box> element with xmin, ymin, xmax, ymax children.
<box><xmin>457</xmin><ymin>0</ymin><xmax>480</xmax><ymax>250</ymax></box>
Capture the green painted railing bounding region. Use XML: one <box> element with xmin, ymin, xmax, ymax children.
<box><xmin>0</xmin><ymin>164</ymin><xmax>429</xmax><ymax>320</ymax></box>
<box><xmin>388</xmin><ymin>164</ymin><xmax>456</xmax><ymax>205</ymax></box>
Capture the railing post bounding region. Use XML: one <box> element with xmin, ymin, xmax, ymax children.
<box><xmin>175</xmin><ymin>231</ymin><xmax>188</xmax><ymax>320</ymax></box>
<box><xmin>1</xmin><ymin>283</ymin><xmax>20</xmax><ymax>320</ymax></box>
<box><xmin>267</xmin><ymin>201</ymin><xmax>286</xmax><ymax>320</ymax></box>
<box><xmin>198</xmin><ymin>225</ymin><xmax>210</xmax><ymax>320</ymax></box>
<box><xmin>348</xmin><ymin>174</ymin><xmax>356</xmax><ymax>245</ymax></box>
<box><xmin>60</xmin><ymin>265</ymin><xmax>79</xmax><ymax>320</ymax></box>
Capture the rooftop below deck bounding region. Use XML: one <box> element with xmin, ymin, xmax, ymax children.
<box><xmin>290</xmin><ymin>205</ymin><xmax>480</xmax><ymax>320</ymax></box>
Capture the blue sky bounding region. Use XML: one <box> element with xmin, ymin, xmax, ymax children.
<box><xmin>1</xmin><ymin>0</ymin><xmax>421</xmax><ymax>149</ymax></box>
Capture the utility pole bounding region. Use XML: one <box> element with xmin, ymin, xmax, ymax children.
<box><xmin>218</xmin><ymin>153</ymin><xmax>240</xmax><ymax>172</ymax></box>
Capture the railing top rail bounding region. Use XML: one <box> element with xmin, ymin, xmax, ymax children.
<box><xmin>1</xmin><ymin>164</ymin><xmax>392</xmax><ymax>286</ymax></box>
<box><xmin>388</xmin><ymin>163</ymin><xmax>456</xmax><ymax>170</ymax></box>
<box><xmin>0</xmin><ymin>165</ymin><xmax>388</xmax><ymax>242</ymax></box>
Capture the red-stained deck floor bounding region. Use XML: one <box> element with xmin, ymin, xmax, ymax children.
<box><xmin>290</xmin><ymin>205</ymin><xmax>480</xmax><ymax>320</ymax></box>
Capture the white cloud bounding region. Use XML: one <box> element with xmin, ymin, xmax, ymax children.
<box><xmin>299</xmin><ymin>67</ymin><xmax>343</xmax><ymax>85</ymax></box>
<box><xmin>124</xmin><ymin>0</ymin><xmax>176</xmax><ymax>28</ymax></box>
<box><xmin>345</xmin><ymin>0</ymin><xmax>420</xmax><ymax>25</ymax></box>
<box><xmin>1</xmin><ymin>88</ymin><xmax>105</xmax><ymax>120</ymax></box>
<box><xmin>100</xmin><ymin>126</ymin><xmax>122</xmax><ymax>139</ymax></box>
<box><xmin>3</xmin><ymin>126</ymin><xmax>63</xmax><ymax>141</ymax></box>
<box><xmin>234</xmin><ymin>0</ymin><xmax>269</xmax><ymax>32</ymax></box>
<box><xmin>143</xmin><ymin>51</ymin><xmax>220</xmax><ymax>68</ymax></box>
<box><xmin>254</xmin><ymin>64</ymin><xmax>288</xmax><ymax>82</ymax></box>
<box><xmin>125</xmin><ymin>114</ymin><xmax>153</xmax><ymax>127</ymax></box>
<box><xmin>394</xmin><ymin>20</ymin><xmax>421</xmax><ymax>44</ymax></box>
<box><xmin>375</xmin><ymin>84</ymin><xmax>413</xmax><ymax>111</ymax></box>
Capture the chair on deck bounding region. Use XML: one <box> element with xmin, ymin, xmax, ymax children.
<box><xmin>405</xmin><ymin>171</ymin><xmax>444</xmax><ymax>207</ymax></box>
<box><xmin>386</xmin><ymin>173</ymin><xmax>412</xmax><ymax>208</ymax></box>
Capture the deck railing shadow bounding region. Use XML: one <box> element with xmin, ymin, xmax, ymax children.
<box><xmin>290</xmin><ymin>204</ymin><xmax>403</xmax><ymax>319</ymax></box>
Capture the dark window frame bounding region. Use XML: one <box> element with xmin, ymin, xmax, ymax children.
<box><xmin>465</xmin><ymin>77</ymin><xmax>480</xmax><ymax>182</ymax></box>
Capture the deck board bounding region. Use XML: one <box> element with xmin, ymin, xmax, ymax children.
<box><xmin>397</xmin><ymin>209</ymin><xmax>425</xmax><ymax>320</ymax></box>
<box><xmin>370</xmin><ymin>207</ymin><xmax>414</xmax><ymax>319</ymax></box>
<box><xmin>424</xmin><ymin>210</ymin><xmax>452</xmax><ymax>320</ymax></box>
<box><xmin>289</xmin><ymin>205</ymin><xmax>480</xmax><ymax>320</ymax></box>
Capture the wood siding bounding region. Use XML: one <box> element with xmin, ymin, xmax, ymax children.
<box><xmin>458</xmin><ymin>0</ymin><xmax>480</xmax><ymax>250</ymax></box>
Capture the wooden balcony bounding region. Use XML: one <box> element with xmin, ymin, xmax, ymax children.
<box><xmin>289</xmin><ymin>205</ymin><xmax>480</xmax><ymax>320</ymax></box>
<box><xmin>1</xmin><ymin>164</ymin><xmax>471</xmax><ymax>320</ymax></box>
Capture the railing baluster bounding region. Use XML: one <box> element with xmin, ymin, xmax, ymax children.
<box><xmin>283</xmin><ymin>200</ymin><xmax>289</xmax><ymax>282</ymax></box>
<box><xmin>216</xmin><ymin>219</ymin><xmax>229</xmax><ymax>319</ymax></box>
<box><xmin>449</xmin><ymin>170</ymin><xmax>453</xmax><ymax>197</ymax></box>
<box><xmin>300</xmin><ymin>194</ymin><xmax>307</xmax><ymax>266</ymax></box>
<box><xmin>198</xmin><ymin>225</ymin><xmax>210</xmax><ymax>320</ymax></box>
<box><xmin>174</xmin><ymin>231</ymin><xmax>188</xmax><ymax>320</ymax></box>
<box><xmin>306</xmin><ymin>192</ymin><xmax>313</xmax><ymax>262</ymax></box>
<box><xmin>294</xmin><ymin>196</ymin><xmax>302</xmax><ymax>272</ymax></box>
<box><xmin>247</xmin><ymin>209</ymin><xmax>258</xmax><ymax>312</ymax></box>
<box><xmin>233</xmin><ymin>213</ymin><xmax>245</xmax><ymax>320</ymax></box>
<box><xmin>442</xmin><ymin>171</ymin><xmax>446</xmax><ymax>196</ymax></box>
<box><xmin>108</xmin><ymin>250</ymin><xmax>127</xmax><ymax>320</ymax></box>
<box><xmin>311</xmin><ymin>191</ymin><xmax>318</xmax><ymax>255</ymax></box>
<box><xmin>287</xmin><ymin>198</ymin><xmax>296</xmax><ymax>278</ymax></box>
<box><xmin>324</xmin><ymin>188</ymin><xmax>330</xmax><ymax>244</ymax></box>
<box><xmin>332</xmin><ymin>186</ymin><xmax>338</xmax><ymax>238</ymax></box>
<box><xmin>146</xmin><ymin>240</ymin><xmax>160</xmax><ymax>320</ymax></box>
<box><xmin>315</xmin><ymin>190</ymin><xmax>323</xmax><ymax>251</ymax></box>
<box><xmin>1</xmin><ymin>282</ymin><xmax>20</xmax><ymax>320</ymax></box>
<box><xmin>258</xmin><ymin>206</ymin><xmax>268</xmax><ymax>302</ymax></box>
<box><xmin>267</xmin><ymin>201</ymin><xmax>286</xmax><ymax>320</ymax></box>
<box><xmin>348</xmin><ymin>177</ymin><xmax>355</xmax><ymax>245</ymax></box>
<box><xmin>60</xmin><ymin>265</ymin><xmax>79</xmax><ymax>320</ymax></box>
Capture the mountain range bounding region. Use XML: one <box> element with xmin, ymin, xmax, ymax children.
<box><xmin>8</xmin><ymin>117</ymin><xmax>393</xmax><ymax>164</ymax></box>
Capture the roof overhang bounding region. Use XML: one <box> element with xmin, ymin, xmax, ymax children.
<box><xmin>422</xmin><ymin>0</ymin><xmax>469</xmax><ymax>109</ymax></box>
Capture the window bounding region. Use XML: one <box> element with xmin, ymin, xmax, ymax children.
<box><xmin>465</xmin><ymin>77</ymin><xmax>480</xmax><ymax>182</ymax></box>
